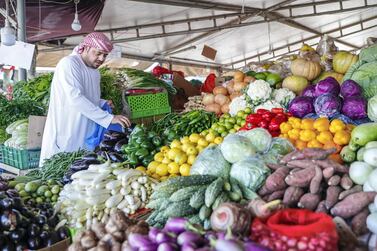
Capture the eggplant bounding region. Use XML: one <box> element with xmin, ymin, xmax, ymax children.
<box><xmin>148</xmin><ymin>227</ymin><xmax>161</xmax><ymax>242</ymax></box>
<box><xmin>47</xmin><ymin>215</ymin><xmax>59</xmax><ymax>227</ymax></box>
<box><xmin>99</xmin><ymin>139</ymin><xmax>117</xmax><ymax>151</ymax></box>
<box><xmin>69</xmin><ymin>159</ymin><xmax>89</xmax><ymax>172</ymax></box>
<box><xmin>1</xmin><ymin>242</ymin><xmax>15</xmax><ymax>251</ymax></box>
<box><xmin>1</xmin><ymin>210</ymin><xmax>20</xmax><ymax>231</ymax></box>
<box><xmin>0</xmin><ymin>197</ymin><xmax>13</xmax><ymax>210</ymax></box>
<box><xmin>57</xmin><ymin>226</ymin><xmax>70</xmax><ymax>240</ymax></box>
<box><xmin>36</xmin><ymin>215</ymin><xmax>47</xmax><ymax>226</ymax></box>
<box><xmin>0</xmin><ymin>191</ymin><xmax>7</xmax><ymax>199</ymax></box>
<box><xmin>108</xmin><ymin>152</ymin><xmax>125</xmax><ymax>163</ymax></box>
<box><xmin>97</xmin><ymin>150</ymin><xmax>108</xmax><ymax>159</ymax></box>
<box><xmin>214</xmin><ymin>239</ymin><xmax>243</xmax><ymax>251</ymax></box>
<box><xmin>156</xmin><ymin>232</ymin><xmax>174</xmax><ymax>244</ymax></box>
<box><xmin>0</xmin><ymin>180</ymin><xmax>8</xmax><ymax>191</ymax></box>
<box><xmin>28</xmin><ymin>223</ymin><xmax>41</xmax><ymax>237</ymax></box>
<box><xmin>11</xmin><ymin>198</ymin><xmax>23</xmax><ymax>210</ymax></box>
<box><xmin>177</xmin><ymin>232</ymin><xmax>203</xmax><ymax>246</ymax></box>
<box><xmin>44</xmin><ymin>231</ymin><xmax>59</xmax><ymax>246</ymax></box>
<box><xmin>128</xmin><ymin>233</ymin><xmax>155</xmax><ymax>249</ymax></box>
<box><xmin>9</xmin><ymin>228</ymin><xmax>25</xmax><ymax>243</ymax></box>
<box><xmin>6</xmin><ymin>189</ymin><xmax>19</xmax><ymax>198</ymax></box>
<box><xmin>104</xmin><ymin>130</ymin><xmax>128</xmax><ymax>141</ymax></box>
<box><xmin>82</xmin><ymin>153</ymin><xmax>98</xmax><ymax>161</ymax></box>
<box><xmin>27</xmin><ymin>237</ymin><xmax>41</xmax><ymax>250</ymax></box>
<box><xmin>157</xmin><ymin>242</ymin><xmax>179</xmax><ymax>251</ymax></box>
<box><xmin>164</xmin><ymin>218</ymin><xmax>188</xmax><ymax>234</ymax></box>
<box><xmin>114</xmin><ymin>138</ymin><xmax>128</xmax><ymax>153</ymax></box>
<box><xmin>15</xmin><ymin>244</ymin><xmax>24</xmax><ymax>251</ymax></box>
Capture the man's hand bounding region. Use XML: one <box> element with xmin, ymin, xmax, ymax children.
<box><xmin>111</xmin><ymin>115</ymin><xmax>131</xmax><ymax>128</ymax></box>
<box><xmin>107</xmin><ymin>100</ymin><xmax>115</xmax><ymax>109</ymax></box>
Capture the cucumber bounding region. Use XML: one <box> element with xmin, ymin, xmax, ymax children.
<box><xmin>169</xmin><ymin>185</ymin><xmax>205</xmax><ymax>202</ymax></box>
<box><xmin>188</xmin><ymin>214</ymin><xmax>202</xmax><ymax>225</ymax></box>
<box><xmin>157</xmin><ymin>175</ymin><xmax>216</xmax><ymax>191</ymax></box>
<box><xmin>212</xmin><ymin>192</ymin><xmax>229</xmax><ymax>210</ymax></box>
<box><xmin>146</xmin><ymin>198</ymin><xmax>164</xmax><ymax>209</ymax></box>
<box><xmin>189</xmin><ymin>187</ymin><xmax>206</xmax><ymax>209</ymax></box>
<box><xmin>241</xmin><ymin>186</ymin><xmax>259</xmax><ymax>200</ymax></box>
<box><xmin>205</xmin><ymin>177</ymin><xmax>224</xmax><ymax>207</ymax></box>
<box><xmin>163</xmin><ymin>200</ymin><xmax>197</xmax><ymax>218</ymax></box>
<box><xmin>230</xmin><ymin>178</ymin><xmax>243</xmax><ymax>197</ymax></box>
<box><xmin>199</xmin><ymin>205</ymin><xmax>212</xmax><ymax>221</ymax></box>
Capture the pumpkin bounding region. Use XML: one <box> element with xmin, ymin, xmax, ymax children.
<box><xmin>234</xmin><ymin>70</ymin><xmax>245</xmax><ymax>82</ymax></box>
<box><xmin>243</xmin><ymin>76</ymin><xmax>255</xmax><ymax>83</ymax></box>
<box><xmin>333</xmin><ymin>51</ymin><xmax>358</xmax><ymax>74</ymax></box>
<box><xmin>213</xmin><ymin>86</ymin><xmax>228</xmax><ymax>95</ymax></box>
<box><xmin>316</xmin><ymin>71</ymin><xmax>344</xmax><ymax>83</ymax></box>
<box><xmin>282</xmin><ymin>75</ymin><xmax>308</xmax><ymax>95</ymax></box>
<box><xmin>291</xmin><ymin>58</ymin><xmax>322</xmax><ymax>81</ymax></box>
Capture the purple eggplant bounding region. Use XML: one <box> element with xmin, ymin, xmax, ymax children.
<box><xmin>244</xmin><ymin>242</ymin><xmax>272</xmax><ymax>251</ymax></box>
<box><xmin>181</xmin><ymin>243</ymin><xmax>197</xmax><ymax>251</ymax></box>
<box><xmin>139</xmin><ymin>244</ymin><xmax>159</xmax><ymax>251</ymax></box>
<box><xmin>164</xmin><ymin>218</ymin><xmax>188</xmax><ymax>234</ymax></box>
<box><xmin>128</xmin><ymin>233</ymin><xmax>154</xmax><ymax>249</ymax></box>
<box><xmin>204</xmin><ymin>231</ymin><xmax>217</xmax><ymax>241</ymax></box>
<box><xmin>216</xmin><ymin>232</ymin><xmax>226</xmax><ymax>240</ymax></box>
<box><xmin>148</xmin><ymin>227</ymin><xmax>161</xmax><ymax>242</ymax></box>
<box><xmin>214</xmin><ymin>239</ymin><xmax>243</xmax><ymax>251</ymax></box>
<box><xmin>157</xmin><ymin>242</ymin><xmax>179</xmax><ymax>251</ymax></box>
<box><xmin>196</xmin><ymin>247</ymin><xmax>213</xmax><ymax>251</ymax></box>
<box><xmin>177</xmin><ymin>231</ymin><xmax>203</xmax><ymax>246</ymax></box>
<box><xmin>156</xmin><ymin>232</ymin><xmax>174</xmax><ymax>244</ymax></box>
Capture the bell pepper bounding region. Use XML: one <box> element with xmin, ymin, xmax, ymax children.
<box><xmin>261</xmin><ymin>112</ymin><xmax>274</xmax><ymax>122</ymax></box>
<box><xmin>256</xmin><ymin>109</ymin><xmax>270</xmax><ymax>115</ymax></box>
<box><xmin>152</xmin><ymin>136</ymin><xmax>162</xmax><ymax>146</ymax></box>
<box><xmin>246</xmin><ymin>114</ymin><xmax>262</xmax><ymax>125</ymax></box>
<box><xmin>128</xmin><ymin>152</ymin><xmax>139</xmax><ymax>166</ymax></box>
<box><xmin>271</xmin><ymin>108</ymin><xmax>284</xmax><ymax>114</ymax></box>
<box><xmin>135</xmin><ymin>148</ymin><xmax>149</xmax><ymax>158</ymax></box>
<box><xmin>269</xmin><ymin>131</ymin><xmax>280</xmax><ymax>137</ymax></box>
<box><xmin>268</xmin><ymin>119</ymin><xmax>281</xmax><ymax>132</ymax></box>
<box><xmin>258</xmin><ymin>120</ymin><xmax>269</xmax><ymax>129</ymax></box>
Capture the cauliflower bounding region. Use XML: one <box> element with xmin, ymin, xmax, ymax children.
<box><xmin>254</xmin><ymin>100</ymin><xmax>283</xmax><ymax>112</ymax></box>
<box><xmin>272</xmin><ymin>88</ymin><xmax>296</xmax><ymax>108</ymax></box>
<box><xmin>246</xmin><ymin>80</ymin><xmax>272</xmax><ymax>106</ymax></box>
<box><xmin>229</xmin><ymin>95</ymin><xmax>249</xmax><ymax>116</ymax></box>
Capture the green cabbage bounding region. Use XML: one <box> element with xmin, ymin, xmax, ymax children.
<box><xmin>230</xmin><ymin>157</ymin><xmax>270</xmax><ymax>191</ymax></box>
<box><xmin>190</xmin><ymin>146</ymin><xmax>231</xmax><ymax>178</ymax></box>
<box><xmin>220</xmin><ymin>134</ymin><xmax>257</xmax><ymax>163</ymax></box>
<box><xmin>238</xmin><ymin>128</ymin><xmax>272</xmax><ymax>153</ymax></box>
<box><xmin>368</xmin><ymin>94</ymin><xmax>377</xmax><ymax>122</ymax></box>
<box><xmin>359</xmin><ymin>44</ymin><xmax>377</xmax><ymax>62</ymax></box>
<box><xmin>268</xmin><ymin>137</ymin><xmax>295</xmax><ymax>156</ymax></box>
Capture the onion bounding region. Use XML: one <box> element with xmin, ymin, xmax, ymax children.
<box><xmin>230</xmin><ymin>92</ymin><xmax>242</xmax><ymax>100</ymax></box>
<box><xmin>221</xmin><ymin>103</ymin><xmax>230</xmax><ymax>114</ymax></box>
<box><xmin>243</xmin><ymin>76</ymin><xmax>255</xmax><ymax>83</ymax></box>
<box><xmin>205</xmin><ymin>103</ymin><xmax>221</xmax><ymax>114</ymax></box>
<box><xmin>213</xmin><ymin>86</ymin><xmax>228</xmax><ymax>95</ymax></box>
<box><xmin>215</xmin><ymin>94</ymin><xmax>230</xmax><ymax>106</ymax></box>
<box><xmin>202</xmin><ymin>93</ymin><xmax>215</xmax><ymax>105</ymax></box>
<box><xmin>233</xmin><ymin>82</ymin><xmax>248</xmax><ymax>92</ymax></box>
<box><xmin>226</xmin><ymin>81</ymin><xmax>235</xmax><ymax>94</ymax></box>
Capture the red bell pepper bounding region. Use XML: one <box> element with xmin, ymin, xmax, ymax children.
<box><xmin>269</xmin><ymin>131</ymin><xmax>280</xmax><ymax>137</ymax></box>
<box><xmin>271</xmin><ymin>108</ymin><xmax>284</xmax><ymax>114</ymax></box>
<box><xmin>256</xmin><ymin>109</ymin><xmax>269</xmax><ymax>115</ymax></box>
<box><xmin>261</xmin><ymin>112</ymin><xmax>274</xmax><ymax>123</ymax></box>
<box><xmin>246</xmin><ymin>114</ymin><xmax>262</xmax><ymax>124</ymax></box>
<box><xmin>258</xmin><ymin>120</ymin><xmax>269</xmax><ymax>129</ymax></box>
<box><xmin>268</xmin><ymin>120</ymin><xmax>281</xmax><ymax>132</ymax></box>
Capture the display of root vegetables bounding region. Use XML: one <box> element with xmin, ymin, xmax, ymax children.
<box><xmin>258</xmin><ymin>147</ymin><xmax>375</xmax><ymax>236</ymax></box>
<box><xmin>183</xmin><ymin>95</ymin><xmax>205</xmax><ymax>112</ymax></box>
<box><xmin>68</xmin><ymin>210</ymin><xmax>149</xmax><ymax>251</ymax></box>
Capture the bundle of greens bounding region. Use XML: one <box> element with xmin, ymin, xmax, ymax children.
<box><xmin>99</xmin><ymin>68</ymin><xmax>123</xmax><ymax>114</ymax></box>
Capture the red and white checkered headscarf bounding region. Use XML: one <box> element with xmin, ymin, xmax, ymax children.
<box><xmin>75</xmin><ymin>32</ymin><xmax>113</xmax><ymax>54</ymax></box>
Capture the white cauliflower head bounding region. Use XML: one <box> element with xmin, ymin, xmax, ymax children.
<box><xmin>272</xmin><ymin>88</ymin><xmax>296</xmax><ymax>108</ymax></box>
<box><xmin>229</xmin><ymin>95</ymin><xmax>249</xmax><ymax>116</ymax></box>
<box><xmin>254</xmin><ymin>100</ymin><xmax>283</xmax><ymax>112</ymax></box>
<box><xmin>246</xmin><ymin>80</ymin><xmax>272</xmax><ymax>106</ymax></box>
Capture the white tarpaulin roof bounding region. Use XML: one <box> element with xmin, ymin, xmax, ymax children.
<box><xmin>37</xmin><ymin>0</ymin><xmax>377</xmax><ymax>71</ymax></box>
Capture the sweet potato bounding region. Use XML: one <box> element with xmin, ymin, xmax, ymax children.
<box><xmin>351</xmin><ymin>208</ymin><xmax>369</xmax><ymax>236</ymax></box>
<box><xmin>310</xmin><ymin>166</ymin><xmax>323</xmax><ymax>194</ymax></box>
<box><xmin>302</xmin><ymin>147</ymin><xmax>336</xmax><ymax>159</ymax></box>
<box><xmin>315</xmin><ymin>200</ymin><xmax>328</xmax><ymax>214</ymax></box>
<box><xmin>280</xmin><ymin>150</ymin><xmax>305</xmax><ymax>164</ymax></box>
<box><xmin>298</xmin><ymin>193</ymin><xmax>321</xmax><ymax>210</ymax></box>
<box><xmin>340</xmin><ymin>174</ymin><xmax>353</xmax><ymax>190</ymax></box>
<box><xmin>286</xmin><ymin>159</ymin><xmax>313</xmax><ymax>169</ymax></box>
<box><xmin>322</xmin><ymin>167</ymin><xmax>335</xmax><ymax>179</ymax></box>
<box><xmin>338</xmin><ymin>185</ymin><xmax>363</xmax><ymax>200</ymax></box>
<box><xmin>331</xmin><ymin>192</ymin><xmax>377</xmax><ymax>218</ymax></box>
<box><xmin>333</xmin><ymin>216</ymin><xmax>359</xmax><ymax>251</ymax></box>
<box><xmin>247</xmin><ymin>199</ymin><xmax>281</xmax><ymax>219</ymax></box>
<box><xmin>266</xmin><ymin>189</ymin><xmax>285</xmax><ymax>201</ymax></box>
<box><xmin>312</xmin><ymin>159</ymin><xmax>349</xmax><ymax>173</ymax></box>
<box><xmin>289</xmin><ymin>168</ymin><xmax>302</xmax><ymax>174</ymax></box>
<box><xmin>325</xmin><ymin>186</ymin><xmax>343</xmax><ymax>209</ymax></box>
<box><xmin>285</xmin><ymin>168</ymin><xmax>316</xmax><ymax>187</ymax></box>
<box><xmin>328</xmin><ymin>175</ymin><xmax>341</xmax><ymax>186</ymax></box>
<box><xmin>258</xmin><ymin>184</ymin><xmax>271</xmax><ymax>196</ymax></box>
<box><xmin>283</xmin><ymin>186</ymin><xmax>305</xmax><ymax>207</ymax></box>
<box><xmin>265</xmin><ymin>167</ymin><xmax>289</xmax><ymax>191</ymax></box>
<box><xmin>266</xmin><ymin>163</ymin><xmax>287</xmax><ymax>171</ymax></box>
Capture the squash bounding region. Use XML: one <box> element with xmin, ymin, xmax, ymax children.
<box><xmin>333</xmin><ymin>51</ymin><xmax>358</xmax><ymax>74</ymax></box>
<box><xmin>213</xmin><ymin>86</ymin><xmax>228</xmax><ymax>96</ymax></box>
<box><xmin>214</xmin><ymin>94</ymin><xmax>230</xmax><ymax>106</ymax></box>
<box><xmin>233</xmin><ymin>71</ymin><xmax>245</xmax><ymax>82</ymax></box>
<box><xmin>316</xmin><ymin>71</ymin><xmax>344</xmax><ymax>83</ymax></box>
<box><xmin>291</xmin><ymin>58</ymin><xmax>322</xmax><ymax>81</ymax></box>
<box><xmin>233</xmin><ymin>82</ymin><xmax>248</xmax><ymax>92</ymax></box>
<box><xmin>282</xmin><ymin>75</ymin><xmax>308</xmax><ymax>95</ymax></box>
<box><xmin>243</xmin><ymin>76</ymin><xmax>255</xmax><ymax>83</ymax></box>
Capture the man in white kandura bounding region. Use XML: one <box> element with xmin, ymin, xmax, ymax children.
<box><xmin>39</xmin><ymin>32</ymin><xmax>130</xmax><ymax>166</ymax></box>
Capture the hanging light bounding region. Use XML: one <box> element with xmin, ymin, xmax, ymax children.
<box><xmin>1</xmin><ymin>0</ymin><xmax>16</xmax><ymax>46</ymax></box>
<box><xmin>71</xmin><ymin>0</ymin><xmax>81</xmax><ymax>31</ymax></box>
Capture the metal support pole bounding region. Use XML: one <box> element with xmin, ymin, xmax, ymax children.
<box><xmin>17</xmin><ymin>0</ymin><xmax>27</xmax><ymax>81</ymax></box>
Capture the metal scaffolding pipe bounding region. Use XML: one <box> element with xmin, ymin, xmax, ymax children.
<box><xmin>17</xmin><ymin>0</ymin><xmax>27</xmax><ymax>81</ymax></box>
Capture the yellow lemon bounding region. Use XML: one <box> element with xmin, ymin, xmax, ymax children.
<box><xmin>205</xmin><ymin>133</ymin><xmax>216</xmax><ymax>143</ymax></box>
<box><xmin>196</xmin><ymin>145</ymin><xmax>205</xmax><ymax>153</ymax></box>
<box><xmin>181</xmin><ymin>143</ymin><xmax>194</xmax><ymax>152</ymax></box>
<box><xmin>214</xmin><ymin>137</ymin><xmax>223</xmax><ymax>144</ymax></box>
<box><xmin>180</xmin><ymin>164</ymin><xmax>191</xmax><ymax>176</ymax></box>
<box><xmin>151</xmin><ymin>173</ymin><xmax>160</xmax><ymax>180</ymax></box>
<box><xmin>170</xmin><ymin>139</ymin><xmax>182</xmax><ymax>149</ymax></box>
<box><xmin>147</xmin><ymin>161</ymin><xmax>160</xmax><ymax>173</ymax></box>
<box><xmin>156</xmin><ymin>163</ymin><xmax>169</xmax><ymax>176</ymax></box>
<box><xmin>169</xmin><ymin>173</ymin><xmax>179</xmax><ymax>178</ymax></box>
<box><xmin>208</xmin><ymin>143</ymin><xmax>217</xmax><ymax>147</ymax></box>
<box><xmin>186</xmin><ymin>146</ymin><xmax>198</xmax><ymax>156</ymax></box>
<box><xmin>167</xmin><ymin>162</ymin><xmax>180</xmax><ymax>174</ymax></box>
<box><xmin>160</xmin><ymin>146</ymin><xmax>170</xmax><ymax>153</ymax></box>
<box><xmin>200</xmin><ymin>130</ymin><xmax>209</xmax><ymax>136</ymax></box>
<box><xmin>197</xmin><ymin>138</ymin><xmax>209</xmax><ymax>147</ymax></box>
<box><xmin>189</xmin><ymin>133</ymin><xmax>201</xmax><ymax>143</ymax></box>
<box><xmin>174</xmin><ymin>152</ymin><xmax>188</xmax><ymax>165</ymax></box>
<box><xmin>187</xmin><ymin>155</ymin><xmax>196</xmax><ymax>165</ymax></box>
<box><xmin>180</xmin><ymin>136</ymin><xmax>190</xmax><ymax>144</ymax></box>
<box><xmin>135</xmin><ymin>166</ymin><xmax>146</xmax><ymax>173</ymax></box>
<box><xmin>162</xmin><ymin>157</ymin><xmax>171</xmax><ymax>164</ymax></box>
<box><xmin>154</xmin><ymin>152</ymin><xmax>164</xmax><ymax>162</ymax></box>
<box><xmin>167</xmin><ymin>148</ymin><xmax>182</xmax><ymax>160</ymax></box>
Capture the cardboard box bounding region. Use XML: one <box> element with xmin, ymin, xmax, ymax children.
<box><xmin>35</xmin><ymin>238</ymin><xmax>70</xmax><ymax>251</ymax></box>
<box><xmin>201</xmin><ymin>45</ymin><xmax>217</xmax><ymax>60</ymax></box>
<box><xmin>27</xmin><ymin>116</ymin><xmax>47</xmax><ymax>150</ymax></box>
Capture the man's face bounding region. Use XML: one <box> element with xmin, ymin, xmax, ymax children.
<box><xmin>82</xmin><ymin>47</ymin><xmax>109</xmax><ymax>68</ymax></box>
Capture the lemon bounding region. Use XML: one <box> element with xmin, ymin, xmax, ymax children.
<box><xmin>154</xmin><ymin>152</ymin><xmax>164</xmax><ymax>162</ymax></box>
<box><xmin>135</xmin><ymin>166</ymin><xmax>146</xmax><ymax>172</ymax></box>
<box><xmin>186</xmin><ymin>146</ymin><xmax>198</xmax><ymax>156</ymax></box>
<box><xmin>181</xmin><ymin>143</ymin><xmax>194</xmax><ymax>152</ymax></box>
<box><xmin>152</xmin><ymin>173</ymin><xmax>160</xmax><ymax>180</ymax></box>
<box><xmin>200</xmin><ymin>130</ymin><xmax>209</xmax><ymax>136</ymax></box>
<box><xmin>180</xmin><ymin>136</ymin><xmax>190</xmax><ymax>144</ymax></box>
<box><xmin>180</xmin><ymin>164</ymin><xmax>191</xmax><ymax>176</ymax></box>
<box><xmin>189</xmin><ymin>133</ymin><xmax>201</xmax><ymax>143</ymax></box>
<box><xmin>167</xmin><ymin>148</ymin><xmax>182</xmax><ymax>160</ymax></box>
<box><xmin>168</xmin><ymin>162</ymin><xmax>180</xmax><ymax>174</ymax></box>
<box><xmin>214</xmin><ymin>137</ymin><xmax>223</xmax><ymax>144</ymax></box>
<box><xmin>205</xmin><ymin>133</ymin><xmax>216</xmax><ymax>143</ymax></box>
<box><xmin>147</xmin><ymin>161</ymin><xmax>160</xmax><ymax>173</ymax></box>
<box><xmin>156</xmin><ymin>163</ymin><xmax>169</xmax><ymax>176</ymax></box>
<box><xmin>196</xmin><ymin>145</ymin><xmax>205</xmax><ymax>153</ymax></box>
<box><xmin>197</xmin><ymin>138</ymin><xmax>209</xmax><ymax>147</ymax></box>
<box><xmin>208</xmin><ymin>143</ymin><xmax>217</xmax><ymax>147</ymax></box>
<box><xmin>146</xmin><ymin>170</ymin><xmax>153</xmax><ymax>176</ymax></box>
<box><xmin>174</xmin><ymin>152</ymin><xmax>188</xmax><ymax>165</ymax></box>
<box><xmin>169</xmin><ymin>173</ymin><xmax>179</xmax><ymax>178</ymax></box>
<box><xmin>160</xmin><ymin>146</ymin><xmax>170</xmax><ymax>153</ymax></box>
<box><xmin>187</xmin><ymin>155</ymin><xmax>196</xmax><ymax>165</ymax></box>
<box><xmin>162</xmin><ymin>157</ymin><xmax>171</xmax><ymax>164</ymax></box>
<box><xmin>170</xmin><ymin>139</ymin><xmax>182</xmax><ymax>149</ymax></box>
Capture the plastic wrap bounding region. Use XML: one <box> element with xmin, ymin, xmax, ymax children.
<box><xmin>316</xmin><ymin>35</ymin><xmax>338</xmax><ymax>71</ymax></box>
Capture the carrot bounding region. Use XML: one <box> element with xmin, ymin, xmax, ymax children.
<box><xmin>322</xmin><ymin>167</ymin><xmax>335</xmax><ymax>179</ymax></box>
<box><xmin>340</xmin><ymin>174</ymin><xmax>353</xmax><ymax>190</ymax></box>
<box><xmin>285</xmin><ymin>168</ymin><xmax>316</xmax><ymax>187</ymax></box>
<box><xmin>266</xmin><ymin>190</ymin><xmax>285</xmax><ymax>202</ymax></box>
<box><xmin>331</xmin><ymin>192</ymin><xmax>377</xmax><ymax>218</ymax></box>
<box><xmin>280</xmin><ymin>150</ymin><xmax>305</xmax><ymax>164</ymax></box>
<box><xmin>325</xmin><ymin>186</ymin><xmax>343</xmax><ymax>210</ymax></box>
<box><xmin>315</xmin><ymin>200</ymin><xmax>328</xmax><ymax>214</ymax></box>
<box><xmin>328</xmin><ymin>175</ymin><xmax>341</xmax><ymax>186</ymax></box>
<box><xmin>265</xmin><ymin>167</ymin><xmax>289</xmax><ymax>191</ymax></box>
<box><xmin>283</xmin><ymin>186</ymin><xmax>304</xmax><ymax>207</ymax></box>
<box><xmin>298</xmin><ymin>193</ymin><xmax>321</xmax><ymax>210</ymax></box>
<box><xmin>338</xmin><ymin>185</ymin><xmax>363</xmax><ymax>200</ymax></box>
<box><xmin>310</xmin><ymin>166</ymin><xmax>323</xmax><ymax>194</ymax></box>
<box><xmin>351</xmin><ymin>208</ymin><xmax>369</xmax><ymax>236</ymax></box>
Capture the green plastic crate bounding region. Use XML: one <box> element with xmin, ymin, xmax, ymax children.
<box><xmin>126</xmin><ymin>91</ymin><xmax>171</xmax><ymax>119</ymax></box>
<box><xmin>0</xmin><ymin>145</ymin><xmax>40</xmax><ymax>169</ymax></box>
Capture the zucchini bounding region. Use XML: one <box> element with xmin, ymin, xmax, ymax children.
<box><xmin>188</xmin><ymin>214</ymin><xmax>202</xmax><ymax>225</ymax></box>
<box><xmin>205</xmin><ymin>177</ymin><xmax>224</xmax><ymax>207</ymax></box>
<box><xmin>157</xmin><ymin>175</ymin><xmax>216</xmax><ymax>191</ymax></box>
<box><xmin>169</xmin><ymin>185</ymin><xmax>205</xmax><ymax>202</ymax></box>
<box><xmin>189</xmin><ymin>187</ymin><xmax>207</xmax><ymax>209</ymax></box>
<box><xmin>146</xmin><ymin>198</ymin><xmax>164</xmax><ymax>209</ymax></box>
<box><xmin>163</xmin><ymin>200</ymin><xmax>197</xmax><ymax>218</ymax></box>
<box><xmin>212</xmin><ymin>192</ymin><xmax>229</xmax><ymax>210</ymax></box>
<box><xmin>199</xmin><ymin>205</ymin><xmax>212</xmax><ymax>221</ymax></box>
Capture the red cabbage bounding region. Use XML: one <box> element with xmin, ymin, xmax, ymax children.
<box><xmin>288</xmin><ymin>96</ymin><xmax>314</xmax><ymax>118</ymax></box>
<box><xmin>314</xmin><ymin>93</ymin><xmax>342</xmax><ymax>117</ymax></box>
<box><xmin>341</xmin><ymin>96</ymin><xmax>367</xmax><ymax>120</ymax></box>
<box><xmin>301</xmin><ymin>85</ymin><xmax>316</xmax><ymax>98</ymax></box>
<box><xmin>340</xmin><ymin>79</ymin><xmax>362</xmax><ymax>98</ymax></box>
<box><xmin>314</xmin><ymin>77</ymin><xmax>340</xmax><ymax>97</ymax></box>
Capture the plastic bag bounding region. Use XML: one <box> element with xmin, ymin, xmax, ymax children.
<box><xmin>238</xmin><ymin>128</ymin><xmax>272</xmax><ymax>153</ymax></box>
<box><xmin>220</xmin><ymin>134</ymin><xmax>257</xmax><ymax>163</ymax></box>
<box><xmin>268</xmin><ymin>137</ymin><xmax>295</xmax><ymax>156</ymax></box>
<box><xmin>190</xmin><ymin>146</ymin><xmax>231</xmax><ymax>178</ymax></box>
<box><xmin>251</xmin><ymin>209</ymin><xmax>339</xmax><ymax>251</ymax></box>
<box><xmin>316</xmin><ymin>35</ymin><xmax>338</xmax><ymax>71</ymax></box>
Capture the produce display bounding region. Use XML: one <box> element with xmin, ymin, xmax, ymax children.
<box><xmin>183</xmin><ymin>95</ymin><xmax>205</xmax><ymax>112</ymax></box>
<box><xmin>3</xmin><ymin>119</ymin><xmax>29</xmax><ymax>149</ymax></box>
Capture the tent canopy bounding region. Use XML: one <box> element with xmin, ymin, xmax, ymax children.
<box><xmin>1</xmin><ymin>0</ymin><xmax>377</xmax><ymax>71</ymax></box>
